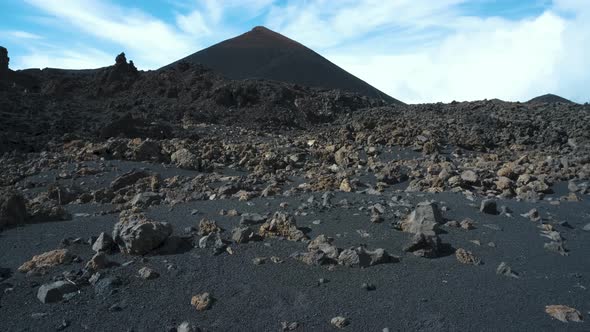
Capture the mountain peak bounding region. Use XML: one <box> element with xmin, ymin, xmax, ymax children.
<box><xmin>162</xmin><ymin>27</ymin><xmax>402</xmax><ymax>104</ymax></box>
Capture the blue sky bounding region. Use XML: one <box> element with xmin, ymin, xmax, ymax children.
<box><xmin>1</xmin><ymin>0</ymin><xmax>588</xmax><ymax>103</ymax></box>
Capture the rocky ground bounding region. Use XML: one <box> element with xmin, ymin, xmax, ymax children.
<box><xmin>0</xmin><ymin>51</ymin><xmax>589</xmax><ymax>331</ymax></box>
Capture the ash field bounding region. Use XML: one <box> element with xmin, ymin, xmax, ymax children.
<box><xmin>0</xmin><ymin>27</ymin><xmax>589</xmax><ymax>331</ymax></box>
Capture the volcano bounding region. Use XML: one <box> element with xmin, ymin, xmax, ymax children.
<box><xmin>527</xmin><ymin>94</ymin><xmax>574</xmax><ymax>104</ymax></box>
<box><xmin>163</xmin><ymin>26</ymin><xmax>402</xmax><ymax>104</ymax></box>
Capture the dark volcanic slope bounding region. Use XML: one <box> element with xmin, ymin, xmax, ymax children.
<box><xmin>528</xmin><ymin>93</ymin><xmax>575</xmax><ymax>104</ymax></box>
<box><xmin>163</xmin><ymin>26</ymin><xmax>401</xmax><ymax>104</ymax></box>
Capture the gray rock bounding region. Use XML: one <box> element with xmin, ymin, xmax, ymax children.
<box><xmin>171</xmin><ymin>148</ymin><xmax>201</xmax><ymax>170</ymax></box>
<box><xmin>403</xmin><ymin>232</ymin><xmax>442</xmax><ymax>258</ymax></box>
<box><xmin>110</xmin><ymin>169</ymin><xmax>150</xmax><ymax>191</ymax></box>
<box><xmin>239</xmin><ymin>213</ymin><xmax>267</xmax><ymax>226</ymax></box>
<box><xmin>138</xmin><ymin>267</ymin><xmax>159</xmax><ymax>279</ymax></box>
<box><xmin>231</xmin><ymin>226</ymin><xmax>254</xmax><ymax>244</ymax></box>
<box><xmin>583</xmin><ymin>223</ymin><xmax>590</xmax><ymax>231</ymax></box>
<box><xmin>400</xmin><ymin>202</ymin><xmax>443</xmax><ymax>235</ymax></box>
<box><xmin>112</xmin><ymin>214</ymin><xmax>172</xmax><ymax>255</ymax></box>
<box><xmin>130</xmin><ymin>192</ymin><xmax>161</xmax><ymax>208</ymax></box>
<box><xmin>461</xmin><ymin>170</ymin><xmax>478</xmax><ymax>183</ymax></box>
<box><xmin>307</xmin><ymin>235</ymin><xmax>339</xmax><ymax>259</ymax></box>
<box><xmin>496</xmin><ymin>262</ymin><xmax>519</xmax><ymax>278</ymax></box>
<box><xmin>37</xmin><ymin>281</ymin><xmax>78</xmax><ymax>303</ymax></box>
<box><xmin>480</xmin><ymin>199</ymin><xmax>498</xmax><ymax>215</ymax></box>
<box><xmin>94</xmin><ymin>276</ymin><xmax>122</xmax><ymax>297</ymax></box>
<box><xmin>92</xmin><ymin>232</ymin><xmax>114</xmax><ymax>253</ymax></box>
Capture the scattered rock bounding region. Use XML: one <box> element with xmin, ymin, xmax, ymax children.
<box><xmin>85</xmin><ymin>252</ymin><xmax>117</xmax><ymax>271</ymax></box>
<box><xmin>496</xmin><ymin>262</ymin><xmax>519</xmax><ymax>278</ymax></box>
<box><xmin>232</xmin><ymin>226</ymin><xmax>255</xmax><ymax>244</ymax></box>
<box><xmin>37</xmin><ymin>281</ymin><xmax>78</xmax><ymax>304</ymax></box>
<box><xmin>522</xmin><ymin>208</ymin><xmax>541</xmax><ymax>222</ymax></box>
<box><xmin>455</xmin><ymin>248</ymin><xmax>480</xmax><ymax>265</ymax></box>
<box><xmin>92</xmin><ymin>232</ymin><xmax>114</xmax><ymax>253</ymax></box>
<box><xmin>112</xmin><ymin>212</ymin><xmax>173</xmax><ymax>255</ymax></box>
<box><xmin>239</xmin><ymin>213</ymin><xmax>267</xmax><ymax>225</ymax></box>
<box><xmin>400</xmin><ymin>202</ymin><xmax>443</xmax><ymax>235</ymax></box>
<box><xmin>198</xmin><ymin>218</ymin><xmax>222</xmax><ymax>236</ymax></box>
<box><xmin>138</xmin><ymin>266</ymin><xmax>159</xmax><ymax>279</ymax></box>
<box><xmin>191</xmin><ymin>293</ymin><xmax>213</xmax><ymax>311</ymax></box>
<box><xmin>18</xmin><ymin>249</ymin><xmax>73</xmax><ymax>273</ymax></box>
<box><xmin>253</xmin><ymin>257</ymin><xmax>267</xmax><ymax>265</ymax></box>
<box><xmin>110</xmin><ymin>169</ymin><xmax>150</xmax><ymax>191</ymax></box>
<box><xmin>259</xmin><ymin>212</ymin><xmax>306</xmax><ymax>241</ymax></box>
<box><xmin>330</xmin><ymin>316</ymin><xmax>350</xmax><ymax>329</ymax></box>
<box><xmin>545</xmin><ymin>305</ymin><xmax>583</xmax><ymax>323</ymax></box>
<box><xmin>480</xmin><ymin>199</ymin><xmax>498</xmax><ymax>215</ymax></box>
<box><xmin>403</xmin><ymin>232</ymin><xmax>442</xmax><ymax>258</ymax></box>
<box><xmin>280</xmin><ymin>321</ymin><xmax>300</xmax><ymax>331</ymax></box>
<box><xmin>171</xmin><ymin>148</ymin><xmax>201</xmax><ymax>170</ymax></box>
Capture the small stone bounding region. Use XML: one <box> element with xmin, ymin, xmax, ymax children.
<box><xmin>460</xmin><ymin>219</ymin><xmax>475</xmax><ymax>230</ymax></box>
<box><xmin>191</xmin><ymin>293</ymin><xmax>213</xmax><ymax>311</ymax></box>
<box><xmin>330</xmin><ymin>316</ymin><xmax>350</xmax><ymax>328</ymax></box>
<box><xmin>232</xmin><ymin>226</ymin><xmax>254</xmax><ymax>244</ymax></box>
<box><xmin>361</xmin><ymin>283</ymin><xmax>376</xmax><ymax>291</ymax></box>
<box><xmin>480</xmin><ymin>199</ymin><xmax>498</xmax><ymax>215</ymax></box>
<box><xmin>461</xmin><ymin>170</ymin><xmax>478</xmax><ymax>183</ymax></box>
<box><xmin>253</xmin><ymin>257</ymin><xmax>267</xmax><ymax>265</ymax></box>
<box><xmin>280</xmin><ymin>321</ymin><xmax>299</xmax><ymax>331</ymax></box>
<box><xmin>198</xmin><ymin>218</ymin><xmax>222</xmax><ymax>236</ymax></box>
<box><xmin>37</xmin><ymin>281</ymin><xmax>78</xmax><ymax>303</ymax></box>
<box><xmin>545</xmin><ymin>305</ymin><xmax>583</xmax><ymax>323</ymax></box>
<box><xmin>138</xmin><ymin>267</ymin><xmax>159</xmax><ymax>279</ymax></box>
<box><xmin>400</xmin><ymin>202</ymin><xmax>443</xmax><ymax>235</ymax></box>
<box><xmin>177</xmin><ymin>321</ymin><xmax>198</xmax><ymax>332</ymax></box>
<box><xmin>270</xmin><ymin>256</ymin><xmax>284</xmax><ymax>264</ymax></box>
<box><xmin>583</xmin><ymin>223</ymin><xmax>590</xmax><ymax>232</ymax></box>
<box><xmin>521</xmin><ymin>208</ymin><xmax>541</xmax><ymax>222</ymax></box>
<box><xmin>85</xmin><ymin>252</ymin><xmax>116</xmax><ymax>271</ymax></box>
<box><xmin>339</xmin><ymin>178</ymin><xmax>353</xmax><ymax>192</ymax></box>
<box><xmin>496</xmin><ymin>262</ymin><xmax>519</xmax><ymax>278</ymax></box>
<box><xmin>455</xmin><ymin>248</ymin><xmax>481</xmax><ymax>265</ymax></box>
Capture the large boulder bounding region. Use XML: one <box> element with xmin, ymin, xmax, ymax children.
<box><xmin>113</xmin><ymin>212</ymin><xmax>173</xmax><ymax>255</ymax></box>
<box><xmin>400</xmin><ymin>202</ymin><xmax>443</xmax><ymax>235</ymax></box>
<box><xmin>0</xmin><ymin>189</ymin><xmax>27</xmax><ymax>230</ymax></box>
<box><xmin>37</xmin><ymin>281</ymin><xmax>78</xmax><ymax>303</ymax></box>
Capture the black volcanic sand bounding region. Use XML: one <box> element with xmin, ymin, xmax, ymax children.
<box><xmin>1</xmin><ymin>160</ymin><xmax>588</xmax><ymax>331</ymax></box>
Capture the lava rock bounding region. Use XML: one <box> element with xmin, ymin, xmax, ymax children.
<box><xmin>92</xmin><ymin>232</ymin><xmax>115</xmax><ymax>253</ymax></box>
<box><xmin>37</xmin><ymin>281</ymin><xmax>78</xmax><ymax>303</ymax></box>
<box><xmin>112</xmin><ymin>213</ymin><xmax>173</xmax><ymax>255</ymax></box>
<box><xmin>480</xmin><ymin>199</ymin><xmax>498</xmax><ymax>215</ymax></box>
<box><xmin>400</xmin><ymin>202</ymin><xmax>443</xmax><ymax>235</ymax></box>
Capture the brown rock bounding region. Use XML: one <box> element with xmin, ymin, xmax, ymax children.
<box><xmin>259</xmin><ymin>212</ymin><xmax>306</xmax><ymax>241</ymax></box>
<box><xmin>191</xmin><ymin>292</ymin><xmax>213</xmax><ymax>311</ymax></box>
<box><xmin>18</xmin><ymin>249</ymin><xmax>72</xmax><ymax>273</ymax></box>
<box><xmin>545</xmin><ymin>305</ymin><xmax>583</xmax><ymax>323</ymax></box>
<box><xmin>198</xmin><ymin>218</ymin><xmax>222</xmax><ymax>236</ymax></box>
<box><xmin>455</xmin><ymin>248</ymin><xmax>480</xmax><ymax>265</ymax></box>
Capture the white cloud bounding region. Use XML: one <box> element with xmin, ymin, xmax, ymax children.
<box><xmin>267</xmin><ymin>0</ymin><xmax>589</xmax><ymax>103</ymax></box>
<box><xmin>23</xmin><ymin>0</ymin><xmax>202</xmax><ymax>69</ymax></box>
<box><xmin>15</xmin><ymin>47</ymin><xmax>113</xmax><ymax>69</ymax></box>
<box><xmin>5</xmin><ymin>31</ymin><xmax>43</xmax><ymax>39</ymax></box>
